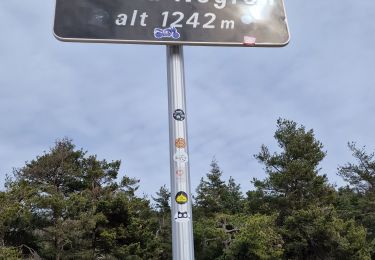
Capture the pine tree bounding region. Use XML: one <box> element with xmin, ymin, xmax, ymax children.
<box><xmin>4</xmin><ymin>139</ymin><xmax>162</xmax><ymax>259</ymax></box>
<box><xmin>338</xmin><ymin>142</ymin><xmax>375</xmax><ymax>193</ymax></box>
<box><xmin>282</xmin><ymin>205</ymin><xmax>372</xmax><ymax>259</ymax></box>
<box><xmin>222</xmin><ymin>176</ymin><xmax>243</xmax><ymax>214</ymax></box>
<box><xmin>338</xmin><ymin>143</ymin><xmax>375</xmax><ymax>252</ymax></box>
<box><xmin>194</xmin><ymin>159</ymin><xmax>228</xmax><ymax>216</ymax></box>
<box><xmin>253</xmin><ymin>119</ymin><xmax>335</xmax><ymax>216</ymax></box>
<box><xmin>10</xmin><ymin>138</ymin><xmax>88</xmax><ymax>259</ymax></box>
<box><xmin>251</xmin><ymin>119</ymin><xmax>372</xmax><ymax>259</ymax></box>
<box><xmin>195</xmin><ymin>159</ymin><xmax>244</xmax><ymax>216</ymax></box>
<box><xmin>153</xmin><ymin>185</ymin><xmax>171</xmax><ymax>216</ymax></box>
<box><xmin>194</xmin><ymin>214</ymin><xmax>284</xmax><ymax>260</ymax></box>
<box><xmin>152</xmin><ymin>185</ymin><xmax>172</xmax><ymax>259</ymax></box>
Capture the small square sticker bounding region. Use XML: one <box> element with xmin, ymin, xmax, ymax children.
<box><xmin>243</xmin><ymin>36</ymin><xmax>256</xmax><ymax>46</ymax></box>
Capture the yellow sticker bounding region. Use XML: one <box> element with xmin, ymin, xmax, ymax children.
<box><xmin>175</xmin><ymin>191</ymin><xmax>188</xmax><ymax>204</ymax></box>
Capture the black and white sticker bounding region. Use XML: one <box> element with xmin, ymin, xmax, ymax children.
<box><xmin>174</xmin><ymin>211</ymin><xmax>190</xmax><ymax>223</ymax></box>
<box><xmin>173</xmin><ymin>109</ymin><xmax>185</xmax><ymax>121</ymax></box>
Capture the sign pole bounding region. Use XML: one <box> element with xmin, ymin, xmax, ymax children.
<box><xmin>166</xmin><ymin>45</ymin><xmax>195</xmax><ymax>260</ymax></box>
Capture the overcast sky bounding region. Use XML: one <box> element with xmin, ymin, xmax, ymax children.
<box><xmin>0</xmin><ymin>0</ymin><xmax>374</xmax><ymax>196</ymax></box>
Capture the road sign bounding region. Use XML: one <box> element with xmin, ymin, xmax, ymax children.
<box><xmin>54</xmin><ymin>0</ymin><xmax>290</xmax><ymax>46</ymax></box>
<box><xmin>53</xmin><ymin>1</ymin><xmax>290</xmax><ymax>259</ymax></box>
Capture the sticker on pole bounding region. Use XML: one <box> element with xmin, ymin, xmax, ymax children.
<box><xmin>174</xmin><ymin>211</ymin><xmax>190</xmax><ymax>222</ymax></box>
<box><xmin>175</xmin><ymin>191</ymin><xmax>189</xmax><ymax>204</ymax></box>
<box><xmin>176</xmin><ymin>169</ymin><xmax>185</xmax><ymax>177</ymax></box>
<box><xmin>54</xmin><ymin>0</ymin><xmax>290</xmax><ymax>47</ymax></box>
<box><xmin>174</xmin><ymin>151</ymin><xmax>189</xmax><ymax>163</ymax></box>
<box><xmin>175</xmin><ymin>138</ymin><xmax>186</xmax><ymax>149</ymax></box>
<box><xmin>173</xmin><ymin>109</ymin><xmax>185</xmax><ymax>121</ymax></box>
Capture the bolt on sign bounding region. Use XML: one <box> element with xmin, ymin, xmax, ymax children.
<box><xmin>54</xmin><ymin>0</ymin><xmax>289</xmax><ymax>46</ymax></box>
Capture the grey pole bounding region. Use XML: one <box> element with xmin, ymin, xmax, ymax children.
<box><xmin>166</xmin><ymin>45</ymin><xmax>195</xmax><ymax>260</ymax></box>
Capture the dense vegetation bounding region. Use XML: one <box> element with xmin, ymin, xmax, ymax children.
<box><xmin>0</xmin><ymin>119</ymin><xmax>374</xmax><ymax>259</ymax></box>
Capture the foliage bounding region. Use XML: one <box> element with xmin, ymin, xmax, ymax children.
<box><xmin>194</xmin><ymin>213</ymin><xmax>283</xmax><ymax>260</ymax></box>
<box><xmin>224</xmin><ymin>214</ymin><xmax>284</xmax><ymax>260</ymax></box>
<box><xmin>0</xmin><ymin>246</ymin><xmax>22</xmax><ymax>259</ymax></box>
<box><xmin>338</xmin><ymin>142</ymin><xmax>375</xmax><ymax>193</ymax></box>
<box><xmin>194</xmin><ymin>215</ymin><xmax>227</xmax><ymax>260</ymax></box>
<box><xmin>153</xmin><ymin>185</ymin><xmax>171</xmax><ymax>215</ymax></box>
<box><xmin>2</xmin><ymin>139</ymin><xmax>162</xmax><ymax>259</ymax></box>
<box><xmin>223</xmin><ymin>177</ymin><xmax>243</xmax><ymax>214</ymax></box>
<box><xmin>152</xmin><ymin>185</ymin><xmax>172</xmax><ymax>259</ymax></box>
<box><xmin>337</xmin><ymin>143</ymin><xmax>375</xmax><ymax>257</ymax></box>
<box><xmin>282</xmin><ymin>206</ymin><xmax>371</xmax><ymax>259</ymax></box>
<box><xmin>250</xmin><ymin>119</ymin><xmax>372</xmax><ymax>259</ymax></box>
<box><xmin>195</xmin><ymin>159</ymin><xmax>244</xmax><ymax>217</ymax></box>
<box><xmin>0</xmin><ymin>119</ymin><xmax>374</xmax><ymax>259</ymax></box>
<box><xmin>252</xmin><ymin>119</ymin><xmax>335</xmax><ymax>216</ymax></box>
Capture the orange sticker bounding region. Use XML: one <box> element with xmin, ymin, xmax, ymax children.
<box><xmin>175</xmin><ymin>138</ymin><xmax>186</xmax><ymax>148</ymax></box>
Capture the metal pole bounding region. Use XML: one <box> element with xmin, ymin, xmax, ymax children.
<box><xmin>166</xmin><ymin>45</ymin><xmax>195</xmax><ymax>260</ymax></box>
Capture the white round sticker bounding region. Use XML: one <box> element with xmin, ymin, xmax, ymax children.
<box><xmin>174</xmin><ymin>151</ymin><xmax>189</xmax><ymax>163</ymax></box>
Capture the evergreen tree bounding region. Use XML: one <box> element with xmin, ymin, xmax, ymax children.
<box><xmin>252</xmin><ymin>119</ymin><xmax>371</xmax><ymax>259</ymax></box>
<box><xmin>1</xmin><ymin>179</ymin><xmax>40</xmax><ymax>258</ymax></box>
<box><xmin>338</xmin><ymin>143</ymin><xmax>375</xmax><ymax>193</ymax></box>
<box><xmin>194</xmin><ymin>214</ymin><xmax>283</xmax><ymax>260</ymax></box>
<box><xmin>195</xmin><ymin>159</ymin><xmax>243</xmax><ymax>216</ymax></box>
<box><xmin>194</xmin><ymin>215</ymin><xmax>227</xmax><ymax>260</ymax></box>
<box><xmin>253</xmin><ymin>119</ymin><xmax>335</xmax><ymax>217</ymax></box>
<box><xmin>152</xmin><ymin>185</ymin><xmax>172</xmax><ymax>259</ymax></box>
<box><xmin>9</xmin><ymin>138</ymin><xmax>88</xmax><ymax>259</ymax></box>
<box><xmin>153</xmin><ymin>185</ymin><xmax>171</xmax><ymax>215</ymax></box>
<box><xmin>222</xmin><ymin>177</ymin><xmax>243</xmax><ymax>214</ymax></box>
<box><xmin>224</xmin><ymin>214</ymin><xmax>284</xmax><ymax>260</ymax></box>
<box><xmin>195</xmin><ymin>159</ymin><xmax>228</xmax><ymax>216</ymax></box>
<box><xmin>282</xmin><ymin>206</ymin><xmax>372</xmax><ymax>260</ymax></box>
<box><xmin>1</xmin><ymin>130</ymin><xmax>374</xmax><ymax>259</ymax></box>
<box><xmin>0</xmin><ymin>246</ymin><xmax>22</xmax><ymax>259</ymax></box>
<box><xmin>3</xmin><ymin>139</ymin><xmax>162</xmax><ymax>259</ymax></box>
<box><xmin>337</xmin><ymin>143</ymin><xmax>375</xmax><ymax>256</ymax></box>
<box><xmin>334</xmin><ymin>185</ymin><xmax>362</xmax><ymax>222</ymax></box>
